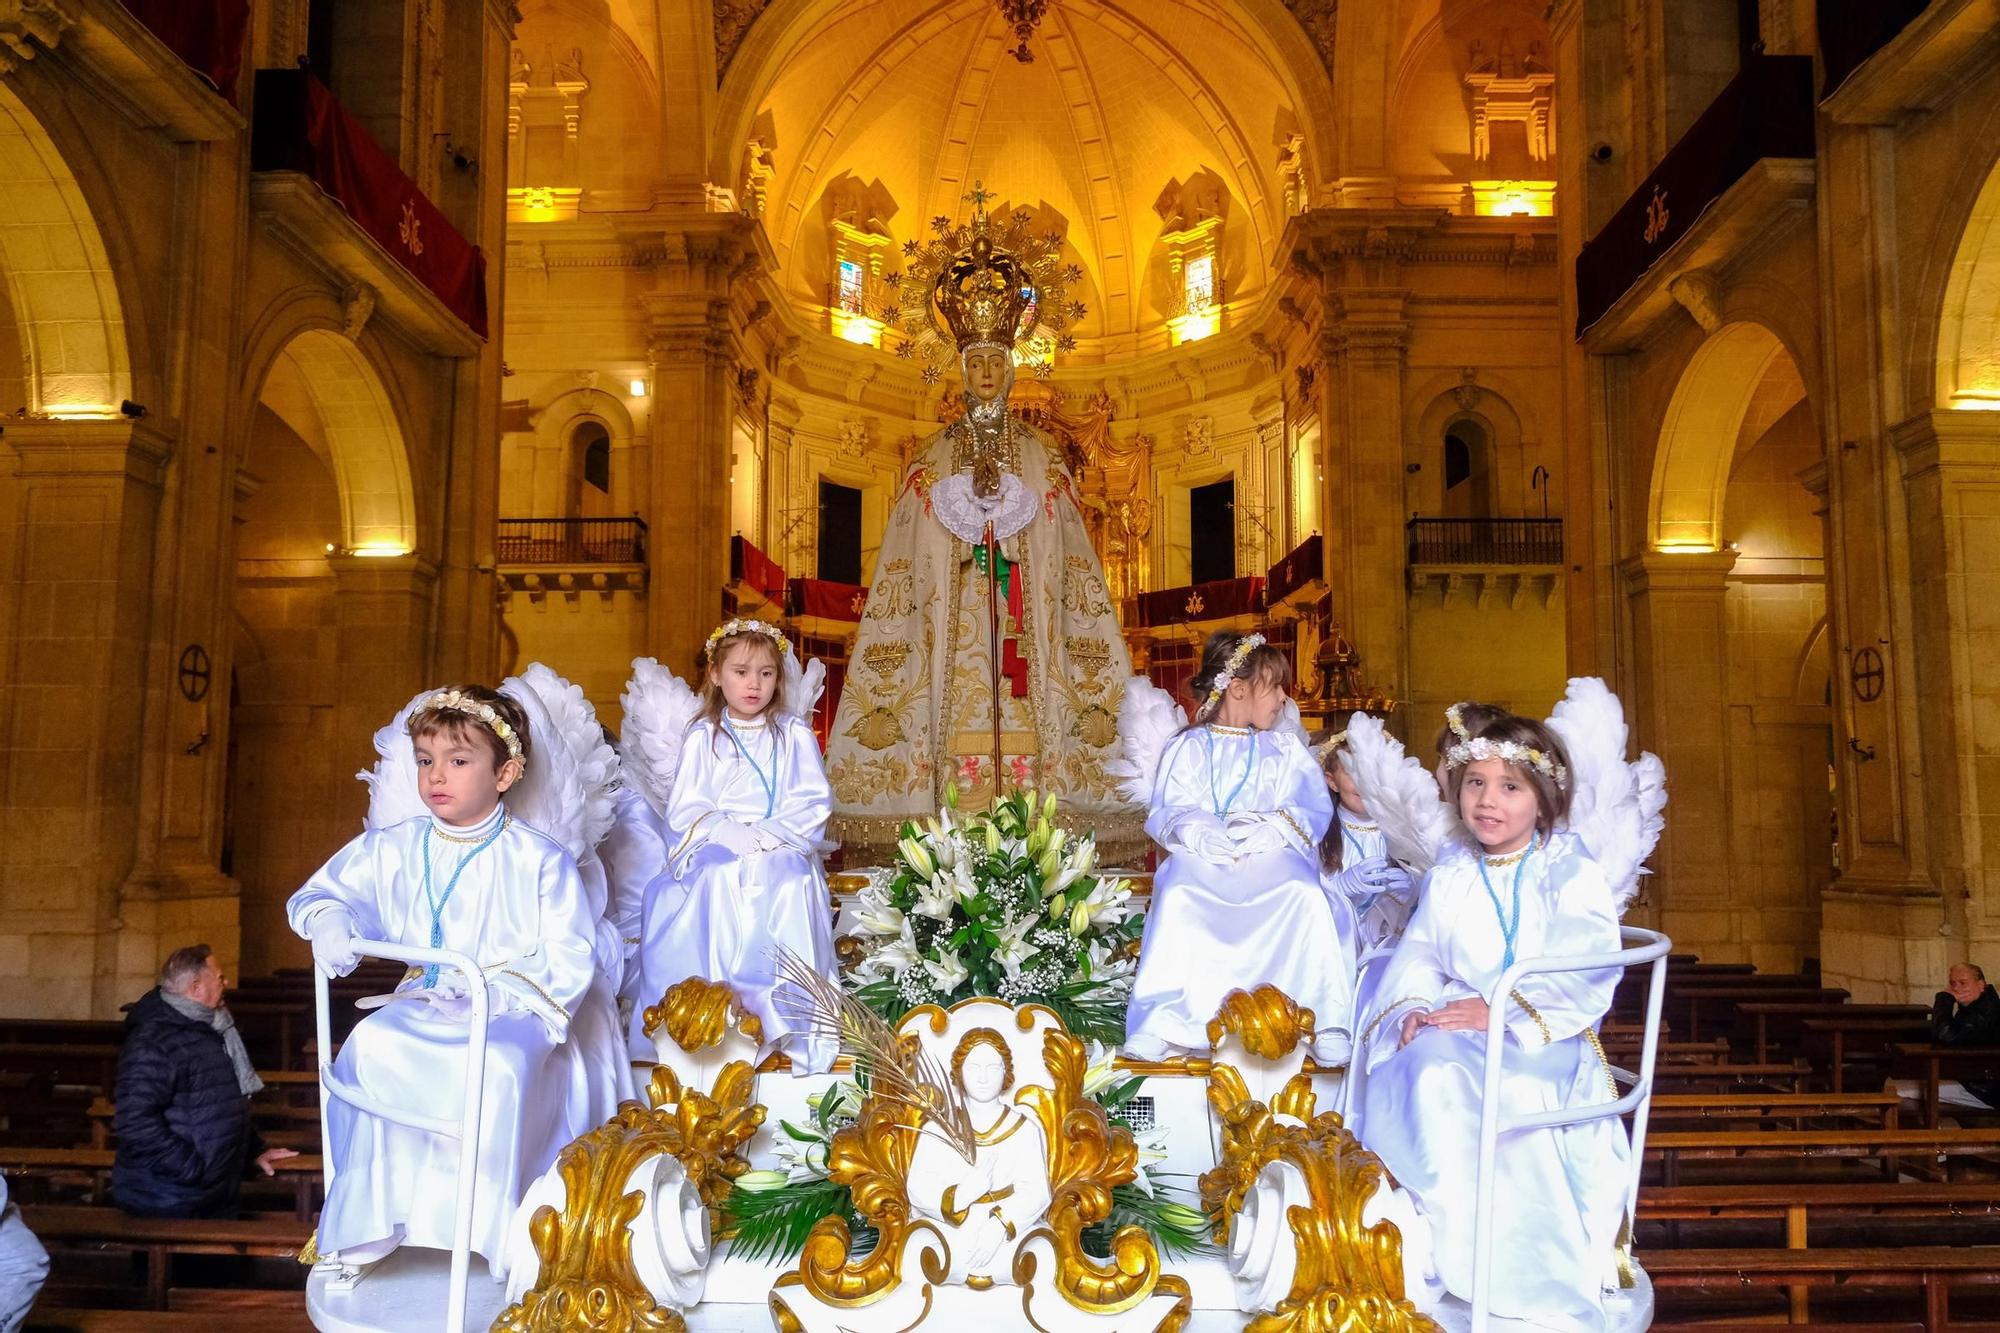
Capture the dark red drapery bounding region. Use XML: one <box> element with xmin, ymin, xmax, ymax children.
<box><xmin>123</xmin><ymin>0</ymin><xmax>249</xmax><ymax>103</ymax></box>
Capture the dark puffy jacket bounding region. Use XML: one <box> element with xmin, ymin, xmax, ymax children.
<box><xmin>110</xmin><ymin>989</ymin><xmax>263</xmax><ymax>1218</ymax></box>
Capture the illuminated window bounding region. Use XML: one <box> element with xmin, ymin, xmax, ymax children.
<box><xmin>837</xmin><ymin>259</ymin><xmax>866</xmax><ymax>314</ymax></box>
<box><xmin>1183</xmin><ymin>254</ymin><xmax>1215</xmax><ymax>314</ymax></box>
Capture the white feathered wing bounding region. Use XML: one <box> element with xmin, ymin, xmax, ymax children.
<box><xmin>618</xmin><ymin>657</ymin><xmax>703</xmax><ymax>818</ymax></box>
<box><xmin>515</xmin><ymin>662</ymin><xmax>622</xmax><ymax>855</ymax></box>
<box><xmin>1341</xmin><ymin>712</ymin><xmax>1463</xmax><ymax>874</ymax></box>
<box><xmin>498</xmin><ymin>671</ymin><xmax>592</xmax><ymax>862</ymax></box>
<box><xmin>359</xmin><ymin>688</ymin><xmax>437</xmax><ymax>831</ymax></box>
<box><xmin>1544</xmin><ymin>675</ymin><xmax>1668</xmax><ymax>914</ymax></box>
<box><xmin>1107</xmin><ymin>674</ymin><xmax>1185</xmax><ymax>807</ymax></box>
<box><xmin>785</xmin><ymin>654</ymin><xmax>827</xmax><ymax>725</ymax></box>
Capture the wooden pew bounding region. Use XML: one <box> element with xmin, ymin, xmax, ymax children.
<box><xmin>1735</xmin><ymin>1002</ymin><xmax>1929</xmax><ymax>1064</ymax></box>
<box><xmin>22</xmin><ymin>1204</ymin><xmax>311</xmax><ymax>1310</ymax></box>
<box><xmin>1801</xmin><ymin>1017</ymin><xmax>1934</xmax><ymax>1093</ymax></box>
<box><xmin>84</xmin><ymin>1097</ymin><xmax>321</xmax><ymax>1151</ymax></box>
<box><xmin>1890</xmin><ymin>1043</ymin><xmax>2000</xmax><ymax>1128</ymax></box>
<box><xmin>1644</xmin><ymin>1244</ymin><xmax>2000</xmax><ymax>1330</ymax></box>
<box><xmin>1651</xmin><ymin>1061</ymin><xmax>1812</xmax><ymax>1094</ymax></box>
<box><xmin>27</xmin><ymin>1308</ymin><xmax>315</xmax><ymax>1331</ymax></box>
<box><xmin>1646</xmin><ymin>1091</ymin><xmax>1901</xmax><ymax>1130</ymax></box>
<box><xmin>1645</xmin><ymin>1127</ymin><xmax>2000</xmax><ymax>1187</ymax></box>
<box><xmin>1670</xmin><ymin>986</ymin><xmax>1851</xmax><ymax>1042</ymax></box>
<box><xmin>0</xmin><ymin>1146</ymin><xmax>323</xmax><ymax>1217</ymax></box>
<box><xmin>0</xmin><ymin>1044</ymin><xmax>121</xmax><ymax>1092</ymax></box>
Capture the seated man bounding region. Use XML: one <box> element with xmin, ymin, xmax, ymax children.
<box><xmin>1893</xmin><ymin>961</ymin><xmax>2000</xmax><ymax>1112</ymax></box>
<box><xmin>111</xmin><ymin>945</ymin><xmax>297</xmax><ymax>1217</ymax></box>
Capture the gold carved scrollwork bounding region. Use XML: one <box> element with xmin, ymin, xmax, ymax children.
<box><xmin>1200</xmin><ymin>1071</ymin><xmax>1319</xmax><ymax>1245</ymax></box>
<box><xmin>646</xmin><ymin>1062</ymin><xmax>765</xmax><ymax>1215</ymax></box>
<box><xmin>490</xmin><ymin>1099</ymin><xmax>693</xmax><ymax>1333</ymax></box>
<box><xmin>641</xmin><ymin>975</ymin><xmax>763</xmax><ymax>1052</ymax></box>
<box><xmin>1206</xmin><ymin>984</ymin><xmax>1318</xmax><ymax>1061</ymax></box>
<box><xmin>1246</xmin><ymin>1117</ymin><xmax>1444</xmax><ymax>1333</ymax></box>
<box><xmin>796</xmin><ymin>1090</ymin><xmax>927</xmax><ymax>1306</ymax></box>
<box><xmin>1016</xmin><ymin>1029</ymin><xmax>1180</xmax><ymax>1317</ymax></box>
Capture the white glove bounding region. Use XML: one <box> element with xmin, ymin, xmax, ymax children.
<box><xmin>1229</xmin><ymin>821</ymin><xmax>1289</xmax><ymax>856</ymax></box>
<box><xmin>1178</xmin><ymin>823</ymin><xmax>1238</xmax><ymax>863</ymax></box>
<box><xmin>1335</xmin><ymin>856</ymin><xmax>1413</xmax><ymax>904</ymax></box>
<box><xmin>307</xmin><ymin>910</ymin><xmax>361</xmax><ymax>978</ymax></box>
<box><xmin>708</xmin><ymin>820</ymin><xmax>761</xmax><ymax>855</ymax></box>
<box><xmin>414</xmin><ymin>989</ymin><xmax>473</xmax><ymax>1023</ymax></box>
<box><xmin>753</xmin><ymin>825</ymin><xmax>791</xmax><ymax>853</ymax></box>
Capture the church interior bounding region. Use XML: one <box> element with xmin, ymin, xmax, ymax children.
<box><xmin>4</xmin><ymin>0</ymin><xmax>2000</xmax><ymax>1328</ymax></box>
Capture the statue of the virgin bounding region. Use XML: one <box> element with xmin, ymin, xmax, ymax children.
<box><xmin>827</xmin><ymin>189</ymin><xmax>1135</xmax><ymax>856</ymax></box>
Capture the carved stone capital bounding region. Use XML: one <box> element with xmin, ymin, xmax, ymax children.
<box><xmin>0</xmin><ymin>0</ymin><xmax>76</xmax><ymax>74</ymax></box>
<box><xmin>1668</xmin><ymin>269</ymin><xmax>1724</xmax><ymax>334</ymax></box>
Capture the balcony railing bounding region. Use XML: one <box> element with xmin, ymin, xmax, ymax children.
<box><xmin>497</xmin><ymin>517</ymin><xmax>647</xmax><ymax>565</ymax></box>
<box><xmin>1407</xmin><ymin>518</ymin><xmax>1563</xmax><ymax>566</ymax></box>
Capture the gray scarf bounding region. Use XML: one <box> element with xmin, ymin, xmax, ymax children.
<box><xmin>161</xmin><ymin>988</ymin><xmax>264</xmax><ymax>1096</ymax></box>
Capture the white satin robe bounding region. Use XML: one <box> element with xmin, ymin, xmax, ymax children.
<box><xmin>629</xmin><ymin>713</ymin><xmax>837</xmax><ymax>1070</ymax></box>
<box><xmin>1327</xmin><ymin>806</ymin><xmax>1415</xmax><ymax>953</ymax></box>
<box><xmin>600</xmin><ymin>782</ymin><xmax>666</xmax><ymax>1007</ymax></box>
<box><xmin>1125</xmin><ymin>724</ymin><xmax>1354</xmax><ymax>1063</ymax></box>
<box><xmin>287</xmin><ymin>806</ymin><xmax>596</xmax><ymax>1275</ymax></box>
<box><xmin>1357</xmin><ymin>832</ymin><xmax>1629</xmax><ymax>1331</ymax></box>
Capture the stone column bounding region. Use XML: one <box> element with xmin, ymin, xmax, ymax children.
<box><xmin>330</xmin><ymin>553</ymin><xmax>438</xmax><ymax>786</ymax></box>
<box><xmin>0</xmin><ymin>421</ymin><xmax>183</xmax><ymax>1017</ymax></box>
<box><xmin>1622</xmin><ymin>549</ymin><xmax>1738</xmax><ymax>956</ymax></box>
<box><xmin>638</xmin><ymin>214</ymin><xmax>767</xmax><ymax>674</ymax></box>
<box><xmin>1871</xmin><ymin>409</ymin><xmax>2000</xmax><ymax>997</ymax></box>
<box><xmin>1321</xmin><ymin>290</ymin><xmax>1413</xmax><ymax>703</ymax></box>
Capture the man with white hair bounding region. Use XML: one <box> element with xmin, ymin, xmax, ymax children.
<box><xmin>1893</xmin><ymin>961</ymin><xmax>2000</xmax><ymax>1113</ymax></box>
<box><xmin>110</xmin><ymin>945</ymin><xmax>297</xmax><ymax>1217</ymax></box>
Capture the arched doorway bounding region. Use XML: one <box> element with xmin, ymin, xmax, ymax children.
<box><xmin>1641</xmin><ymin>321</ymin><xmax>1831</xmax><ymax>968</ymax></box>
<box><xmin>228</xmin><ymin>329</ymin><xmax>418</xmax><ymax>973</ymax></box>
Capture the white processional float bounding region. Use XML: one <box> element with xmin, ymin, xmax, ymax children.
<box><xmin>301</xmin><ymin>665</ymin><xmax>1670</xmax><ymax>1333</ymax></box>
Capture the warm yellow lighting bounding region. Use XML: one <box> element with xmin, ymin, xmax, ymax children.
<box><xmin>1470</xmin><ymin>180</ymin><xmax>1556</xmax><ymax>217</ymax></box>
<box><xmin>506</xmin><ymin>185</ymin><xmax>581</xmax><ymax>224</ymax></box>
<box><xmin>43</xmin><ymin>404</ymin><xmax>120</xmax><ymax>420</ymax></box>
<box><xmin>1948</xmin><ymin>391</ymin><xmax>2000</xmax><ymax>411</ymax></box>
<box><xmin>831</xmin><ymin>310</ymin><xmax>883</xmax><ymax>348</ymax></box>
<box><xmin>1168</xmin><ymin>310</ymin><xmax>1219</xmax><ymax>345</ymax></box>
<box><xmin>628</xmin><ymin>378</ymin><xmax>648</xmax><ymax>397</ymax></box>
<box><xmin>348</xmin><ymin>541</ymin><xmax>413</xmax><ymax>558</ymax></box>
<box><xmin>1653</xmin><ymin>540</ymin><xmax>1719</xmax><ymax>554</ymax></box>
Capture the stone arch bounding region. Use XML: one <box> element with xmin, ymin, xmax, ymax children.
<box><xmin>538</xmin><ymin>383</ymin><xmax>637</xmax><ymax>516</ymax></box>
<box><xmin>1933</xmin><ymin>148</ymin><xmax>2000</xmax><ymax>410</ymax></box>
<box><xmin>1648</xmin><ymin>321</ymin><xmax>1811</xmax><ymax>551</ymax></box>
<box><xmin>0</xmin><ymin>81</ymin><xmax>132</xmax><ymax>417</ymax></box>
<box><xmin>247</xmin><ymin>324</ymin><xmax>418</xmax><ymax>556</ymax></box>
<box><xmin>1408</xmin><ymin>377</ymin><xmax>1533</xmax><ymax>517</ymax></box>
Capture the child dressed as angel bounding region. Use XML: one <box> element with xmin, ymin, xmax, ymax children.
<box><xmin>289</xmin><ymin>685</ymin><xmax>598</xmax><ymax>1283</ymax></box>
<box><xmin>630</xmin><ymin>620</ymin><xmax>837</xmax><ymax>1073</ymax></box>
<box><xmin>1357</xmin><ymin>706</ymin><xmax>1631</xmax><ymax>1330</ymax></box>
<box><xmin>1121</xmin><ymin>630</ymin><xmax>1357</xmax><ymax>1063</ymax></box>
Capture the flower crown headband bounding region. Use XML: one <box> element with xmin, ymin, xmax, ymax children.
<box><xmin>418</xmin><ymin>689</ymin><xmax>525</xmax><ymax>768</ymax></box>
<box><xmin>1444</xmin><ymin>735</ymin><xmax>1567</xmax><ymax>788</ymax></box>
<box><xmin>705</xmin><ymin>618</ymin><xmax>792</xmax><ymax>663</ymax></box>
<box><xmin>1445</xmin><ymin>702</ymin><xmax>1473</xmax><ymax>741</ymax></box>
<box><xmin>1312</xmin><ymin>731</ymin><xmax>1348</xmax><ymax>758</ymax></box>
<box><xmin>1199</xmin><ymin>633</ymin><xmax>1266</xmax><ymax>718</ymax></box>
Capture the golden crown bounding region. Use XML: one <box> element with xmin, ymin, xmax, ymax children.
<box><xmin>891</xmin><ymin>182</ymin><xmax>1085</xmax><ymax>384</ymax></box>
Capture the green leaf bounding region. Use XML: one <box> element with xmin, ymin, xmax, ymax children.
<box><xmin>719</xmin><ymin>1176</ymin><xmax>856</xmax><ymax>1264</ymax></box>
<box><xmin>1079</xmin><ymin>1182</ymin><xmax>1218</xmax><ymax>1261</ymax></box>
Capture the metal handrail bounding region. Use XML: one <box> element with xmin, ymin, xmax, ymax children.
<box><xmin>314</xmin><ymin>940</ymin><xmax>492</xmax><ymax>1333</ymax></box>
<box><xmin>1469</xmin><ymin>924</ymin><xmax>1671</xmax><ymax>1331</ymax></box>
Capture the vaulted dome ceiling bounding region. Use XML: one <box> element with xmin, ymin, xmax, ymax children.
<box><xmin>726</xmin><ymin>0</ymin><xmax>1332</xmax><ymax>353</ymax></box>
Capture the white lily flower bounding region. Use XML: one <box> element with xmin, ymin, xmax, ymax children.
<box><xmin>853</xmin><ymin>897</ymin><xmax>905</xmax><ymax>938</ymax></box>
<box><xmin>994</xmin><ymin>914</ymin><xmax>1038</xmax><ymax>977</ymax></box>
<box><xmin>913</xmin><ymin>874</ymin><xmax>957</xmax><ymax>921</ymax></box>
<box><xmin>1079</xmin><ymin>1041</ymin><xmax>1121</xmax><ymax>1099</ymax></box>
<box><xmin>948</xmin><ymin>856</ymin><xmax>980</xmax><ymax>903</ymax></box>
<box><xmin>923</xmin><ymin>947</ymin><xmax>969</xmax><ymax>994</ymax></box>
<box><xmin>873</xmin><ymin>925</ymin><xmax>924</xmax><ymax>974</ymax></box>
<box><xmin>1085</xmin><ymin>937</ymin><xmax>1134</xmax><ymax>981</ymax></box>
<box><xmin>1076</xmin><ymin>877</ymin><xmax>1133</xmax><ymax>929</ymax></box>
<box><xmin>899</xmin><ymin>836</ymin><xmax>935</xmax><ymax>881</ymax></box>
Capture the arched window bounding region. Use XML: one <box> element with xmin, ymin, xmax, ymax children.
<box><xmin>570</xmin><ymin>419</ymin><xmax>612</xmax><ymax>518</ymax></box>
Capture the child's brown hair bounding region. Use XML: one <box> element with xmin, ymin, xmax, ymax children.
<box><xmin>697</xmin><ymin>626</ymin><xmax>790</xmax><ymax>731</ymax></box>
<box><xmin>1188</xmin><ymin>628</ymin><xmax>1291</xmax><ymax>722</ymax></box>
<box><xmin>407</xmin><ymin>684</ymin><xmax>531</xmax><ymax>773</ymax></box>
<box><xmin>1439</xmin><ymin>710</ymin><xmax>1572</xmax><ymax>835</ymax></box>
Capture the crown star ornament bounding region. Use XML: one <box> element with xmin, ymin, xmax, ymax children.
<box><xmin>894</xmin><ymin>181</ymin><xmax>1082</xmax><ymax>378</ymax></box>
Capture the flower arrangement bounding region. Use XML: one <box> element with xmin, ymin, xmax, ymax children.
<box><xmin>721</xmin><ymin>1051</ymin><xmax>1210</xmax><ymax>1263</ymax></box>
<box><xmin>841</xmin><ymin>788</ymin><xmax>1145</xmax><ymax>1043</ymax></box>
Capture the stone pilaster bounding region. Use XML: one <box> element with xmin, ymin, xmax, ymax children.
<box><xmin>330</xmin><ymin>553</ymin><xmax>439</xmax><ymax>775</ymax></box>
<box><xmin>636</xmin><ymin>213</ymin><xmax>769</xmax><ymax>673</ymax></box>
<box><xmin>0</xmin><ymin>420</ymin><xmax>185</xmax><ymax>1016</ymax></box>
<box><xmin>1621</xmin><ymin>549</ymin><xmax>1738</xmax><ymax>956</ymax></box>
